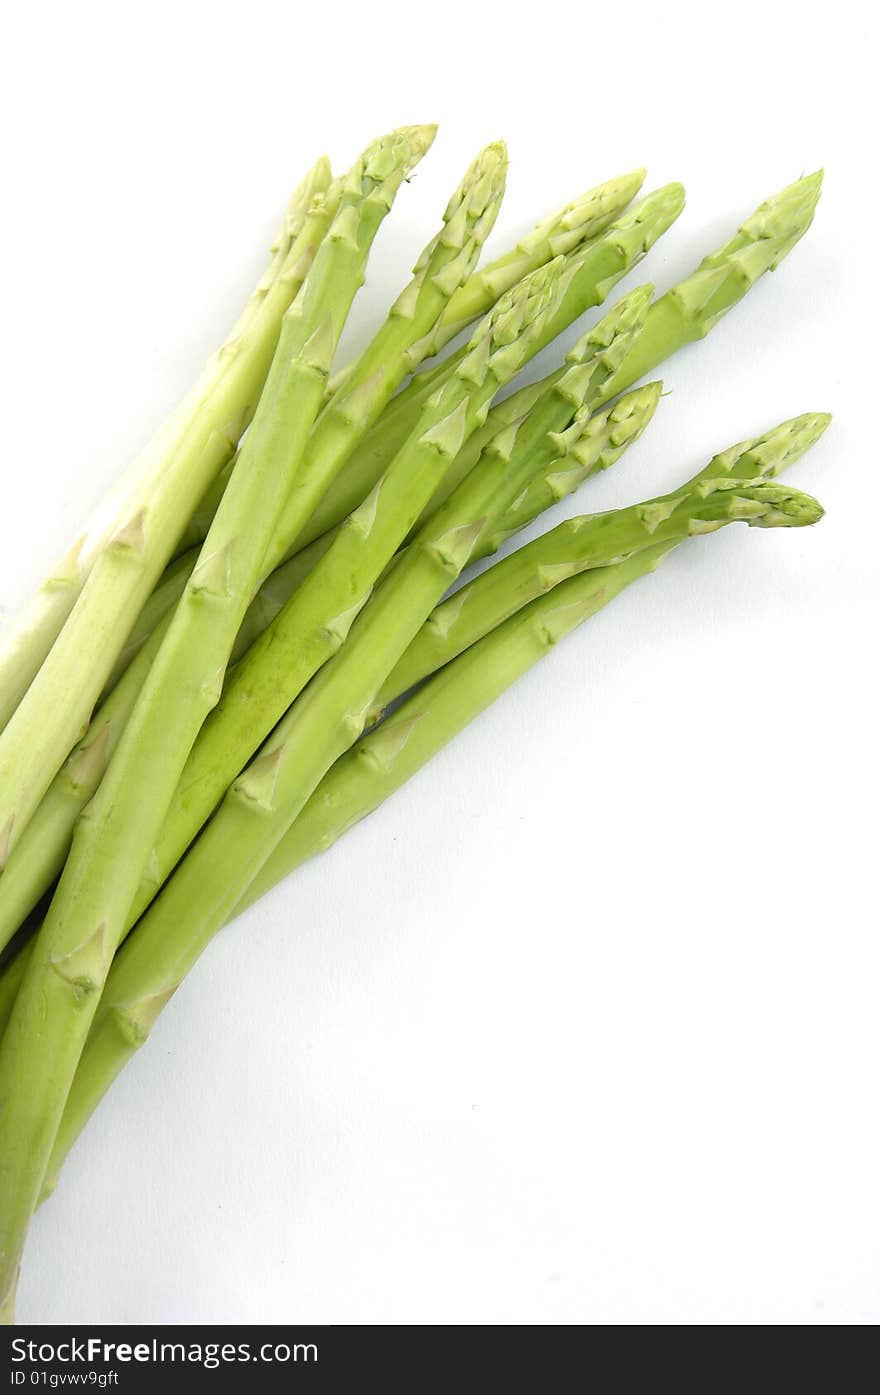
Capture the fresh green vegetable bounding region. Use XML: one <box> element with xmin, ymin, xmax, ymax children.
<box><xmin>0</xmin><ymin>288</ymin><xmax>652</xmax><ymax>954</ymax></box>
<box><xmin>0</xmin><ymin>137</ymin><xmax>830</xmax><ymax>1326</ymax></box>
<box><xmin>0</xmin><ymin>124</ymin><xmax>437</xmax><ymax>1324</ymax></box>
<box><xmin>0</xmin><ymin>157</ymin><xmax>334</xmax><ymax>741</ymax></box>
<box><xmin>325</xmin><ymin>168</ymin><xmax>646</xmax><ymax>396</ymax></box>
<box><xmin>122</xmin><ymin>282</ymin><xmax>657</xmax><ymax>931</ymax></box>
<box><xmin>242</xmin><ymin>550</ymin><xmax>678</xmax><ymax>911</ymax></box>
<box><xmin>41</xmin><ymin>417</ymin><xmax>825</xmax><ymax>1196</ymax></box>
<box><xmin>92</xmin><ymin>142</ymin><xmax>508</xmax><ymax>695</ymax></box>
<box><xmin>372</xmin><ymin>410</ymin><xmax>833</xmax><ymax>713</ymax></box>
<box><xmin>291</xmin><ymin>183</ymin><xmax>685</xmax><ymax>548</ymax></box>
<box><xmin>294</xmin><ymin>172</ymin><xmax>820</xmax><ymax>549</ymax></box>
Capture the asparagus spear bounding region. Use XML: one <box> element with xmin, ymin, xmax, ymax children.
<box><xmin>0</xmin><ymin>406</ymin><xmax>832</xmax><ymax>1031</ymax></box>
<box><xmin>372</xmin><ymin>411</ymin><xmax>832</xmax><ymax>713</ymax></box>
<box><xmin>39</xmin><ymin>548</ymin><xmax>671</xmax><ymax>1194</ymax></box>
<box><xmin>607</xmin><ymin>170</ymin><xmax>824</xmax><ymax>392</ymax></box>
<box><xmin>0</xmin><ymin>541</ymin><xmax>318</xmax><ymax>958</ymax></box>
<box><xmin>0</xmin><ymin>165</ymin><xmax>343</xmax><ymax>860</ymax></box>
<box><xmin>110</xmin><ymin>282</ymin><xmax>650</xmax><ymax>931</ymax></box>
<box><xmin>238</xmin><ymin>425</ymin><xmax>832</xmax><ymax>913</ymax></box>
<box><xmin>93</xmin><ymin>142</ymin><xmax>508</xmax><ymax>695</ymax></box>
<box><xmin>0</xmin><ymin>291</ymin><xmax>652</xmax><ymax>955</ymax></box>
<box><xmin>0</xmin><ymin>159</ymin><xmax>821</xmax><ymax>949</ymax></box>
<box><xmin>0</xmin><ymin>276</ymin><xmax>647</xmax><ymax>970</ymax></box>
<box><xmin>41</xmin><ymin>454</ymin><xmax>825</xmax><ymax>1195</ymax></box>
<box><xmin>401</xmin><ymin>168</ymin><xmax>649</xmax><ymax>365</ymax></box>
<box><xmin>257</xmin><ymin>141</ymin><xmax>509</xmax><ymax>574</ymax></box>
<box><xmin>325</xmin><ymin>168</ymin><xmax>646</xmax><ymax>396</ymax></box>
<box><xmin>107</xmin><ymin>278</ymin><xmax>636</xmax><ymax>696</ymax></box>
<box><xmin>102</xmin><ymin>550</ymin><xmax>196</xmax><ymax>692</ymax></box>
<box><xmin>0</xmin><ymin>156</ymin><xmax>334</xmax><ymax>739</ymax></box>
<box><xmin>0</xmin><ymin>123</ymin><xmax>438</xmax><ymax>1324</ymax></box>
<box><xmin>482</xmin><ymin>381</ymin><xmax>665</xmax><ymax>551</ymax></box>
<box><xmin>292</xmin><ymin>183</ymin><xmax>685</xmax><ymax>549</ymax></box>
<box><xmin>241</xmin><ymin>548</ymin><xmax>677</xmax><ymax>907</ymax></box>
<box><xmin>122</xmin><ymin>259</ymin><xmax>615</xmax><ymax>928</ymax></box>
<box><xmin>14</xmin><ymin>262</ymin><xmax>598</xmax><ymax>1146</ymax></box>
<box><xmin>294</xmin><ymin>171</ymin><xmax>821</xmax><ymax>550</ymax></box>
<box><xmin>93</xmin><ymin>167</ymin><xmax>823</xmax><ymax>689</ymax></box>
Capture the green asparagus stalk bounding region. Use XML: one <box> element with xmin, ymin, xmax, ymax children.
<box><xmin>236</xmin><ymin>422</ymin><xmax>833</xmax><ymax>915</ymax></box>
<box><xmin>42</xmin><ymin>444</ymin><xmax>825</xmax><ymax>1196</ymax></box>
<box><xmin>41</xmin><ymin>547</ymin><xmax>672</xmax><ymax>1195</ymax></box>
<box><xmin>257</xmin><ymin>142</ymin><xmax>508</xmax><ymax>575</ymax></box>
<box><xmin>0</xmin><ymin>949</ymin><xmax>24</xmax><ymax>1041</ymax></box>
<box><xmin>325</xmin><ymin>168</ymin><xmax>646</xmax><ymax>396</ymax></box>
<box><xmin>372</xmin><ymin>411</ymin><xmax>832</xmax><ymax>714</ymax></box>
<box><xmin>0</xmin><ymin>164</ymin><xmax>345</xmax><ymax>865</ymax></box>
<box><xmin>0</xmin><ymin>159</ymin><xmax>821</xmax><ymax>949</ymax></box>
<box><xmin>0</xmin><ymin>123</ymin><xmax>437</xmax><ymax>1324</ymax></box>
<box><xmin>295</xmin><ymin>170</ymin><xmax>821</xmax><ymax>551</ymax></box>
<box><xmin>96</xmin><ymin>167</ymin><xmax>823</xmax><ymax>694</ymax></box>
<box><xmin>401</xmin><ymin>168</ymin><xmax>649</xmax><ymax>365</ymax></box>
<box><xmin>33</xmin><ymin>273</ymin><xmax>615</xmax><ymax>1180</ymax></box>
<box><xmin>291</xmin><ymin>183</ymin><xmax>685</xmax><ymax>549</ymax></box>
<box><xmin>123</xmin><ymin>258</ymin><xmax>610</xmax><ymax>929</ymax></box>
<box><xmin>481</xmin><ymin>381</ymin><xmax>665</xmax><ymax>552</ymax></box>
<box><xmin>0</xmin><ymin>407</ymin><xmax>832</xmax><ymax>1026</ymax></box>
<box><xmin>241</xmin><ymin>546</ymin><xmax>677</xmax><ymax>909</ymax></box>
<box><xmin>96</xmin><ymin>142</ymin><xmax>508</xmax><ymax>695</ymax></box>
<box><xmin>0</xmin><ymin>541</ymin><xmax>319</xmax><ymax>959</ymax></box>
<box><xmin>0</xmin><ymin>290</ymin><xmax>651</xmax><ymax>956</ymax></box>
<box><xmin>102</xmin><ymin>550</ymin><xmax>196</xmax><ymax>693</ymax></box>
<box><xmin>606</xmin><ymin>171</ymin><xmax>824</xmax><ymax>393</ymax></box>
<box><xmin>79</xmin><ymin>179</ymin><xmax>672</xmax><ymax>704</ymax></box>
<box><xmin>0</xmin><ymin>156</ymin><xmax>334</xmax><ymax>740</ymax></box>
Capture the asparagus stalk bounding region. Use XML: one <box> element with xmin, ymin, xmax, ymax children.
<box><xmin>295</xmin><ymin>170</ymin><xmax>821</xmax><ymax>550</ymax></box>
<box><xmin>238</xmin><ymin>423</ymin><xmax>833</xmax><ymax>913</ymax></box>
<box><xmin>325</xmin><ymin>168</ymin><xmax>646</xmax><ymax>395</ymax></box>
<box><xmin>123</xmin><ymin>258</ymin><xmax>609</xmax><ymax>928</ymax></box>
<box><xmin>0</xmin><ymin>159</ymin><xmax>821</xmax><ymax>949</ymax></box>
<box><xmin>42</xmin><ymin>449</ymin><xmax>825</xmax><ymax>1195</ymax></box>
<box><xmin>95</xmin><ymin>168</ymin><xmax>823</xmax><ymax>691</ymax></box>
<box><xmin>0</xmin><ymin>165</ymin><xmax>345</xmax><ymax>864</ymax></box>
<box><xmin>95</xmin><ymin>142</ymin><xmax>508</xmax><ymax>694</ymax></box>
<box><xmin>0</xmin><ymin>407</ymin><xmax>832</xmax><ymax>1027</ymax></box>
<box><xmin>606</xmin><ymin>170</ymin><xmax>824</xmax><ymax>393</ymax></box>
<box><xmin>0</xmin><ymin>290</ymin><xmax>651</xmax><ymax>955</ymax></box>
<box><xmin>0</xmin><ymin>123</ymin><xmax>437</xmax><ymax>1324</ymax></box>
<box><xmin>76</xmin><ymin>178</ymin><xmax>672</xmax><ymax>699</ymax></box>
<box><xmin>291</xmin><ymin>183</ymin><xmax>685</xmax><ymax>549</ymax></box>
<box><xmin>372</xmin><ymin>411</ymin><xmax>832</xmax><ymax>713</ymax></box>
<box><xmin>102</xmin><ymin>550</ymin><xmax>196</xmax><ymax>692</ymax></box>
<box><xmin>241</xmin><ymin>547</ymin><xmax>677</xmax><ymax>908</ymax></box>
<box><xmin>0</xmin><ymin>949</ymin><xmax>24</xmax><ymax>1041</ymax></box>
<box><xmin>0</xmin><ymin>542</ymin><xmax>318</xmax><ymax>959</ymax></box>
<box><xmin>40</xmin><ymin>547</ymin><xmax>671</xmax><ymax>1195</ymax></box>
<box><xmin>0</xmin><ymin>156</ymin><xmax>334</xmax><ymax>739</ymax></box>
<box><xmin>481</xmin><ymin>381</ymin><xmax>665</xmax><ymax>552</ymax></box>
<box><xmin>402</xmin><ymin>168</ymin><xmax>649</xmax><ymax>365</ymax></box>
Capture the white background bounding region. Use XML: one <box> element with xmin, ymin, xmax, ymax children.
<box><xmin>2</xmin><ymin>0</ymin><xmax>878</xmax><ymax>1326</ymax></box>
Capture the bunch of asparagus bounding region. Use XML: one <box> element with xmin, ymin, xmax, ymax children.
<box><xmin>0</xmin><ymin>124</ymin><xmax>829</xmax><ymax>1321</ymax></box>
